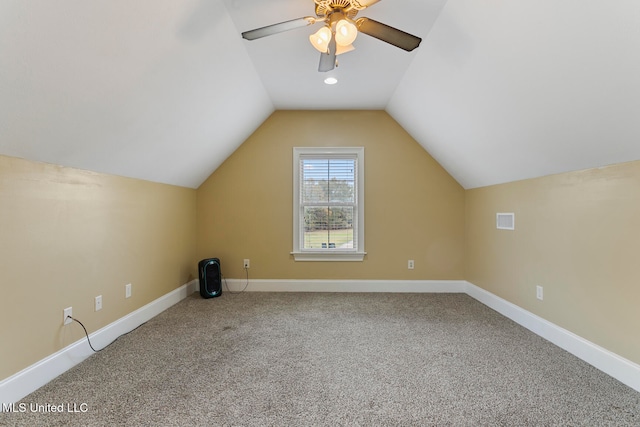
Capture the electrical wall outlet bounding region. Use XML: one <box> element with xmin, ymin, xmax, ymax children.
<box><xmin>95</xmin><ymin>295</ymin><xmax>102</xmax><ymax>311</ymax></box>
<box><xmin>63</xmin><ymin>307</ymin><xmax>73</xmax><ymax>325</ymax></box>
<box><xmin>408</xmin><ymin>260</ymin><xmax>414</xmax><ymax>270</ymax></box>
<box><xmin>244</xmin><ymin>259</ymin><xmax>250</xmax><ymax>269</ymax></box>
<box><xmin>125</xmin><ymin>283</ymin><xmax>132</xmax><ymax>299</ymax></box>
<box><xmin>536</xmin><ymin>285</ymin><xmax>544</xmax><ymax>301</ymax></box>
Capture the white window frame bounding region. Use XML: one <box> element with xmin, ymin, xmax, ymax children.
<box><xmin>292</xmin><ymin>147</ymin><xmax>365</xmax><ymax>262</ymax></box>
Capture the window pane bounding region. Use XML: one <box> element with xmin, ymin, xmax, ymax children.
<box><xmin>303</xmin><ymin>206</ymin><xmax>354</xmax><ymax>249</ymax></box>
<box><xmin>302</xmin><ymin>159</ymin><xmax>355</xmax><ymax>204</ymax></box>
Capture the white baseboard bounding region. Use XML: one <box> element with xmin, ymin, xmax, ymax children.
<box><xmin>0</xmin><ymin>279</ymin><xmax>199</xmax><ymax>407</ymax></box>
<box><xmin>464</xmin><ymin>281</ymin><xmax>640</xmax><ymax>393</ymax></box>
<box><xmin>222</xmin><ymin>278</ymin><xmax>468</xmax><ymax>293</ymax></box>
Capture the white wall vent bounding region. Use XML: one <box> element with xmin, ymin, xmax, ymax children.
<box><xmin>496</xmin><ymin>213</ymin><xmax>515</xmax><ymax>230</ymax></box>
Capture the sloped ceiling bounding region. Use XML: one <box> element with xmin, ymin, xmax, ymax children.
<box><xmin>1</xmin><ymin>0</ymin><xmax>639</xmax><ymax>189</ymax></box>
<box><xmin>388</xmin><ymin>0</ymin><xmax>640</xmax><ymax>189</ymax></box>
<box><xmin>0</xmin><ymin>0</ymin><xmax>273</xmax><ymax>188</ymax></box>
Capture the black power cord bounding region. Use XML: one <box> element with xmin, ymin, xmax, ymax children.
<box><xmin>67</xmin><ymin>316</ymin><xmax>101</xmax><ymax>352</ymax></box>
<box><xmin>67</xmin><ymin>316</ymin><xmax>147</xmax><ymax>353</ymax></box>
<box><xmin>223</xmin><ymin>266</ymin><xmax>249</xmax><ymax>295</ymax></box>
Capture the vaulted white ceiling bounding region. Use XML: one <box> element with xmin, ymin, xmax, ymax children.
<box><xmin>1</xmin><ymin>0</ymin><xmax>639</xmax><ymax>189</ymax></box>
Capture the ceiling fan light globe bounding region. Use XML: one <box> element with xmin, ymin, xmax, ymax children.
<box><xmin>309</xmin><ymin>26</ymin><xmax>332</xmax><ymax>53</ymax></box>
<box><xmin>335</xmin><ymin>19</ymin><xmax>357</xmax><ymax>46</ymax></box>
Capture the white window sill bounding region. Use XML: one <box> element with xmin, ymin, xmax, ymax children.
<box><xmin>291</xmin><ymin>251</ymin><xmax>366</xmax><ymax>262</ymax></box>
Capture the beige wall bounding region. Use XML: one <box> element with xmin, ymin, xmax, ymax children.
<box><xmin>0</xmin><ymin>155</ymin><xmax>197</xmax><ymax>380</ymax></box>
<box><xmin>197</xmin><ymin>110</ymin><xmax>466</xmax><ymax>280</ymax></box>
<box><xmin>465</xmin><ymin>161</ymin><xmax>640</xmax><ymax>365</ymax></box>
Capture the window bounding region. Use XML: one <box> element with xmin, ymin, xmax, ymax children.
<box><xmin>292</xmin><ymin>147</ymin><xmax>365</xmax><ymax>261</ymax></box>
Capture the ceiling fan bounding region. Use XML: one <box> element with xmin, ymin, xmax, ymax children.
<box><xmin>241</xmin><ymin>0</ymin><xmax>422</xmax><ymax>72</ymax></box>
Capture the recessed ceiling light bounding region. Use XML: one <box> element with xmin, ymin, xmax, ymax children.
<box><xmin>324</xmin><ymin>77</ymin><xmax>338</xmax><ymax>85</ymax></box>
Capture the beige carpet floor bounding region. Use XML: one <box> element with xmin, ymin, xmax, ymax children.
<box><xmin>4</xmin><ymin>292</ymin><xmax>639</xmax><ymax>426</ymax></box>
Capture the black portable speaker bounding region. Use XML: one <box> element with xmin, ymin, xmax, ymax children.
<box><xmin>198</xmin><ymin>258</ymin><xmax>222</xmax><ymax>298</ymax></box>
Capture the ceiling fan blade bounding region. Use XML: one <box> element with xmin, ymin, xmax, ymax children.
<box><xmin>355</xmin><ymin>17</ymin><xmax>421</xmax><ymax>52</ymax></box>
<box><xmin>242</xmin><ymin>17</ymin><xmax>317</xmax><ymax>40</ymax></box>
<box><xmin>350</xmin><ymin>0</ymin><xmax>381</xmax><ymax>9</ymax></box>
<box><xmin>318</xmin><ymin>35</ymin><xmax>337</xmax><ymax>72</ymax></box>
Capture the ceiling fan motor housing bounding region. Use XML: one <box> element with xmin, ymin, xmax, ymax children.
<box><xmin>315</xmin><ymin>0</ymin><xmax>359</xmax><ymax>19</ymax></box>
